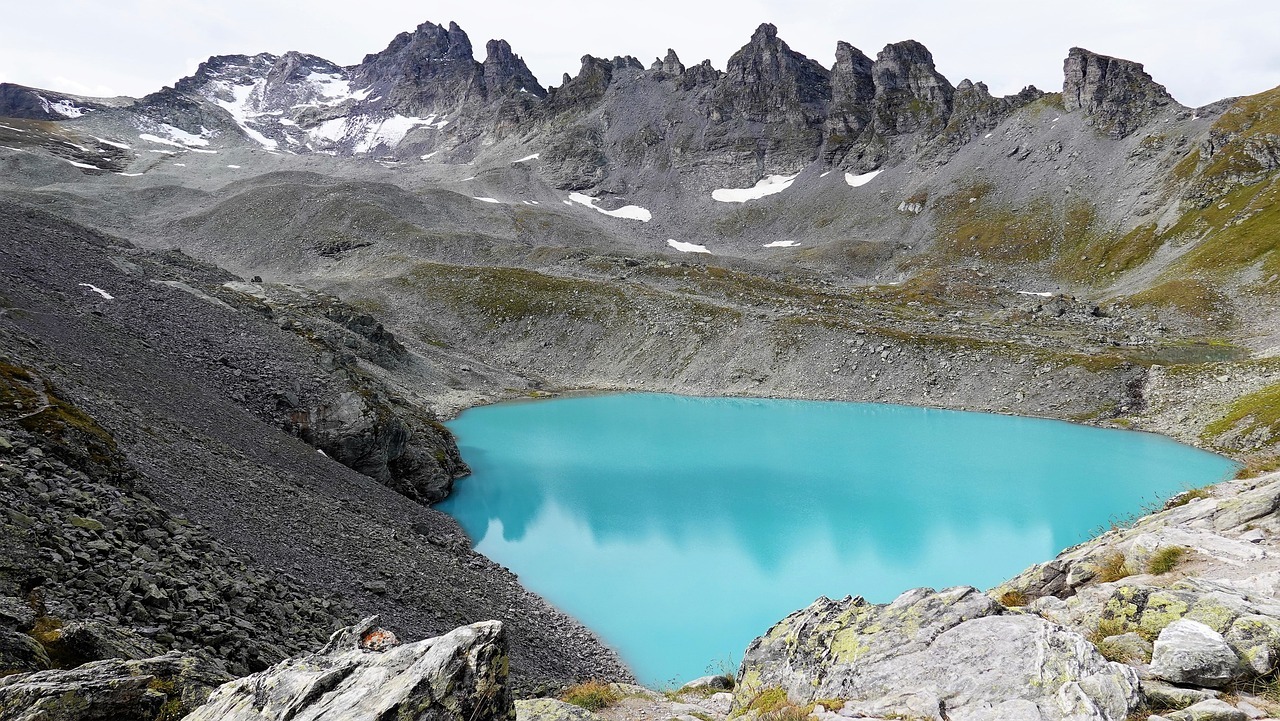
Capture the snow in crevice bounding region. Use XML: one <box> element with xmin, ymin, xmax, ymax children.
<box><xmin>213</xmin><ymin>83</ymin><xmax>279</xmax><ymax>150</ymax></box>
<box><xmin>472</xmin><ymin>197</ymin><xmax>501</xmax><ymax>204</ymax></box>
<box><xmin>78</xmin><ymin>283</ymin><xmax>113</xmax><ymax>299</ymax></box>
<box><xmin>763</xmin><ymin>240</ymin><xmax>800</xmax><ymax>248</ymax></box>
<box><xmin>567</xmin><ymin>193</ymin><xmax>652</xmax><ymax>222</ymax></box>
<box><xmin>712</xmin><ymin>173</ymin><xmax>799</xmax><ymax>203</ymax></box>
<box><xmin>1017</xmin><ymin>291</ymin><xmax>1054</xmax><ymax>297</ymax></box>
<box><xmin>40</xmin><ymin>96</ymin><xmax>86</xmax><ymax>118</ymax></box>
<box><xmin>92</xmin><ymin>136</ymin><xmax>131</xmax><ymax>149</ymax></box>
<box><xmin>64</xmin><ymin>159</ymin><xmax>103</xmax><ymax>170</ymax></box>
<box><xmin>117</xmin><ymin>172</ymin><xmax>143</xmax><ymax>177</ymax></box>
<box><xmin>667</xmin><ymin>239</ymin><xmax>710</xmax><ymax>254</ymax></box>
<box><xmin>139</xmin><ymin>123</ymin><xmax>209</xmax><ymax>147</ymax></box>
<box><xmin>304</xmin><ymin>72</ymin><xmax>371</xmax><ymax>105</ymax></box>
<box><xmin>515</xmin><ymin>152</ymin><xmax>540</xmax><ymax>163</ymax></box>
<box><xmin>306</xmin><ymin>114</ymin><xmax>448</xmax><ymax>154</ymax></box>
<box><xmin>845</xmin><ymin>169</ymin><xmax>882</xmax><ymax>188</ymax></box>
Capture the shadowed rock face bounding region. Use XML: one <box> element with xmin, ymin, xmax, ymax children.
<box><xmin>1063</xmin><ymin>46</ymin><xmax>1177</xmax><ymax>138</ymax></box>
<box><xmin>716</xmin><ymin>23</ymin><xmax>832</xmax><ymax>124</ymax></box>
<box><xmin>870</xmin><ymin>40</ymin><xmax>955</xmax><ymax>136</ymax></box>
<box><xmin>484</xmin><ymin>39</ymin><xmax>546</xmax><ymax>99</ymax></box>
<box><xmin>354</xmin><ymin>20</ymin><xmax>484</xmax><ymax>114</ymax></box>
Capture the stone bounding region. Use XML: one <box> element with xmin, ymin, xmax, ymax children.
<box><xmin>1224</xmin><ymin>614</ymin><xmax>1280</xmax><ymax>675</ymax></box>
<box><xmin>679</xmin><ymin>674</ymin><xmax>734</xmax><ymax>692</ymax></box>
<box><xmin>1140</xmin><ymin>679</ymin><xmax>1220</xmax><ymax>710</ymax></box>
<box><xmin>0</xmin><ymin>627</ymin><xmax>49</xmax><ymax>674</ymax></box>
<box><xmin>736</xmin><ymin>587</ymin><xmax>1138</xmax><ymax>721</ymax></box>
<box><xmin>1181</xmin><ymin>698</ymin><xmax>1248</xmax><ymax>721</ymax></box>
<box><xmin>1150</xmin><ymin>619</ymin><xmax>1241</xmax><ymax>687</ymax></box>
<box><xmin>0</xmin><ymin>596</ymin><xmax>35</xmax><ymax>632</ymax></box>
<box><xmin>1098</xmin><ymin>631</ymin><xmax>1153</xmax><ymax>664</ymax></box>
<box><xmin>515</xmin><ymin>698</ymin><xmax>597</xmax><ymax>721</ymax></box>
<box><xmin>186</xmin><ymin>617</ymin><xmax>512</xmax><ymax>721</ymax></box>
<box><xmin>0</xmin><ymin>650</ymin><xmax>231</xmax><ymax>721</ymax></box>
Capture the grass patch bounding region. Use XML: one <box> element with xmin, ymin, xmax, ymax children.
<box><xmin>1147</xmin><ymin>547</ymin><xmax>1188</xmax><ymax>575</ymax></box>
<box><xmin>998</xmin><ymin>589</ymin><xmax>1029</xmax><ymax>608</ymax></box>
<box><xmin>561</xmin><ymin>681</ymin><xmax>623</xmax><ymax>711</ymax></box>
<box><xmin>1095</xmin><ymin>551</ymin><xmax>1132</xmax><ymax>583</ymax></box>
<box><xmin>932</xmin><ymin>182</ymin><xmax>1058</xmax><ymax>264</ymax></box>
<box><xmin>1165</xmin><ymin>486</ymin><xmax>1213</xmax><ymax>508</ymax></box>
<box><xmin>1203</xmin><ymin>381</ymin><xmax>1280</xmax><ymax>446</ymax></box>
<box><xmin>1122</xmin><ymin>279</ymin><xmax>1232</xmax><ymax>322</ymax></box>
<box><xmin>399</xmin><ymin>263</ymin><xmax>628</xmax><ymax>328</ymax></box>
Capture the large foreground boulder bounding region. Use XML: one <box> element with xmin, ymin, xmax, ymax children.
<box><xmin>736</xmin><ymin>586</ymin><xmax>1139</xmax><ymax>721</ymax></box>
<box><xmin>186</xmin><ymin>616</ymin><xmax>513</xmax><ymax>721</ymax></box>
<box><xmin>0</xmin><ymin>650</ymin><xmax>231</xmax><ymax>721</ymax></box>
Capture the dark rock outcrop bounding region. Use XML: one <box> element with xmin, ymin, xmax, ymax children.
<box><xmin>354</xmin><ymin>20</ymin><xmax>484</xmax><ymax>115</ymax></box>
<box><xmin>1063</xmin><ymin>47</ymin><xmax>1177</xmax><ymax>138</ymax></box>
<box><xmin>483</xmin><ymin>39</ymin><xmax>546</xmax><ymax>99</ymax></box>
<box><xmin>0</xmin><ymin>651</ymin><xmax>232</xmax><ymax>721</ymax></box>
<box><xmin>186</xmin><ymin>617</ymin><xmax>513</xmax><ymax>721</ymax></box>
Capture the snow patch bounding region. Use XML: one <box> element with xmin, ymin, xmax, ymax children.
<box><xmin>712</xmin><ymin>173</ymin><xmax>798</xmax><ymax>203</ymax></box>
<box><xmin>819</xmin><ymin>171</ymin><xmax>831</xmax><ymax>178</ymax></box>
<box><xmin>173</xmin><ymin>163</ymin><xmax>186</xmax><ymax>167</ymax></box>
<box><xmin>845</xmin><ymin>169</ymin><xmax>882</xmax><ymax>188</ymax></box>
<box><xmin>278</xmin><ymin>118</ymin><xmax>297</xmax><ymax>127</ymax></box>
<box><xmin>213</xmin><ymin>84</ymin><xmax>278</xmax><ymax>150</ymax></box>
<box><xmin>763</xmin><ymin>240</ymin><xmax>800</xmax><ymax>248</ymax></box>
<box><xmin>306</xmin><ymin>72</ymin><xmax>371</xmax><ymax>105</ymax></box>
<box><xmin>64</xmin><ymin>159</ymin><xmax>103</xmax><ymax>170</ymax></box>
<box><xmin>515</xmin><ymin>152</ymin><xmax>540</xmax><ymax>162</ymax></box>
<box><xmin>78</xmin><ymin>283</ymin><xmax>113</xmax><ymax>300</ymax></box>
<box><xmin>92</xmin><ymin>136</ymin><xmax>131</xmax><ymax>149</ymax></box>
<box><xmin>226</xmin><ymin>164</ymin><xmax>241</xmax><ymax>169</ymax></box>
<box><xmin>308</xmin><ymin>114</ymin><xmax>445</xmax><ymax>154</ymax></box>
<box><xmin>984</xmin><ymin>133</ymin><xmax>993</xmax><ymax>139</ymax></box>
<box><xmin>1017</xmin><ymin>291</ymin><xmax>1055</xmax><ymax>297</ymax></box>
<box><xmin>421</xmin><ymin>151</ymin><xmax>438</xmax><ymax>160</ymax></box>
<box><xmin>667</xmin><ymin>239</ymin><xmax>710</xmax><ymax>254</ymax></box>
<box><xmin>472</xmin><ymin>197</ymin><xmax>501</xmax><ymax>203</ymax></box>
<box><xmin>567</xmin><ymin>192</ymin><xmax>652</xmax><ymax>222</ymax></box>
<box><xmin>117</xmin><ymin>172</ymin><xmax>143</xmax><ymax>177</ymax></box>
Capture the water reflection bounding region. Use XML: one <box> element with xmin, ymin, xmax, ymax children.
<box><xmin>437</xmin><ymin>393</ymin><xmax>1237</xmax><ymax>684</ymax></box>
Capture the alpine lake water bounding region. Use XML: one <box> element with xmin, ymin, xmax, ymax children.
<box><xmin>436</xmin><ymin>393</ymin><xmax>1239</xmax><ymax>685</ymax></box>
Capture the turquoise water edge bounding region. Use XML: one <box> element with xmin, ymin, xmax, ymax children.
<box><xmin>437</xmin><ymin>393</ymin><xmax>1238</xmax><ymax>685</ymax></box>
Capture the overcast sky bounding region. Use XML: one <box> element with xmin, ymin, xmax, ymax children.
<box><xmin>5</xmin><ymin>1</ymin><xmax>1280</xmax><ymax>108</ymax></box>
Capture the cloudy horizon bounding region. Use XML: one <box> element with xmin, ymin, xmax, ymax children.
<box><xmin>5</xmin><ymin>1</ymin><xmax>1280</xmax><ymax>108</ymax></box>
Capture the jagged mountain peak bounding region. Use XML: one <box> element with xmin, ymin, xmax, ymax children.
<box><xmin>1063</xmin><ymin>46</ymin><xmax>1177</xmax><ymax>138</ymax></box>
<box><xmin>483</xmin><ymin>39</ymin><xmax>546</xmax><ymax>98</ymax></box>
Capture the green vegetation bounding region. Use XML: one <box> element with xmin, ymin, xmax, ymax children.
<box><xmin>1165</xmin><ymin>486</ymin><xmax>1212</xmax><ymax>508</ymax></box>
<box><xmin>1057</xmin><ymin>221</ymin><xmax>1163</xmax><ymax>285</ymax></box>
<box><xmin>1203</xmin><ymin>381</ymin><xmax>1280</xmax><ymax>445</ymax></box>
<box><xmin>561</xmin><ymin>680</ymin><xmax>623</xmax><ymax>711</ymax></box>
<box><xmin>1147</xmin><ymin>547</ymin><xmax>1188</xmax><ymax>575</ymax></box>
<box><xmin>399</xmin><ymin>263</ymin><xmax>628</xmax><ymax>327</ymax></box>
<box><xmin>1122</xmin><ymin>279</ymin><xmax>1233</xmax><ymax>322</ymax></box>
<box><xmin>932</xmin><ymin>182</ymin><xmax>1058</xmax><ymax>264</ymax></box>
<box><xmin>1095</xmin><ymin>551</ymin><xmax>1132</xmax><ymax>583</ymax></box>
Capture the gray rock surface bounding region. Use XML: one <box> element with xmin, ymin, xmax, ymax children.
<box><xmin>737</xmin><ymin>586</ymin><xmax>1139</xmax><ymax>721</ymax></box>
<box><xmin>1150</xmin><ymin>619</ymin><xmax>1241</xmax><ymax>687</ymax></box>
<box><xmin>187</xmin><ymin>617</ymin><xmax>513</xmax><ymax>721</ymax></box>
<box><xmin>0</xmin><ymin>650</ymin><xmax>232</xmax><ymax>721</ymax></box>
<box><xmin>516</xmin><ymin>697</ymin><xmax>598</xmax><ymax>721</ymax></box>
<box><xmin>1063</xmin><ymin>47</ymin><xmax>1177</xmax><ymax>138</ymax></box>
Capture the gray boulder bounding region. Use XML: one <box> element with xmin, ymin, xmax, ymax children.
<box><xmin>736</xmin><ymin>586</ymin><xmax>1139</xmax><ymax>721</ymax></box>
<box><xmin>0</xmin><ymin>650</ymin><xmax>231</xmax><ymax>721</ymax></box>
<box><xmin>186</xmin><ymin>617</ymin><xmax>513</xmax><ymax>721</ymax></box>
<box><xmin>1163</xmin><ymin>698</ymin><xmax>1249</xmax><ymax>721</ymax></box>
<box><xmin>679</xmin><ymin>674</ymin><xmax>734</xmax><ymax>692</ymax></box>
<box><xmin>0</xmin><ymin>627</ymin><xmax>49</xmax><ymax>674</ymax></box>
<box><xmin>1150</xmin><ymin>619</ymin><xmax>1241</xmax><ymax>687</ymax></box>
<box><xmin>515</xmin><ymin>698</ymin><xmax>597</xmax><ymax>721</ymax></box>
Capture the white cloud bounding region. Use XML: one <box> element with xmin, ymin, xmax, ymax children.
<box><xmin>2</xmin><ymin>0</ymin><xmax>1277</xmax><ymax>107</ymax></box>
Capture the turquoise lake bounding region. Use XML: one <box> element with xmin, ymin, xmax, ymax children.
<box><xmin>437</xmin><ymin>393</ymin><xmax>1238</xmax><ymax>685</ymax></box>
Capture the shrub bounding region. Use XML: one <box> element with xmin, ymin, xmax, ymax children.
<box><xmin>562</xmin><ymin>681</ymin><xmax>623</xmax><ymax>711</ymax></box>
<box><xmin>1148</xmin><ymin>547</ymin><xmax>1188</xmax><ymax>575</ymax></box>
<box><xmin>1164</xmin><ymin>486</ymin><xmax>1212</xmax><ymax>509</ymax></box>
<box><xmin>1095</xmin><ymin>551</ymin><xmax>1131</xmax><ymax>583</ymax></box>
<box><xmin>998</xmin><ymin>589</ymin><xmax>1029</xmax><ymax>607</ymax></box>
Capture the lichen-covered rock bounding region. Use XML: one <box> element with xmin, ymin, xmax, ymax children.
<box><xmin>1150</xmin><ymin>619</ymin><xmax>1241</xmax><ymax>687</ymax></box>
<box><xmin>0</xmin><ymin>650</ymin><xmax>231</xmax><ymax>721</ymax></box>
<box><xmin>515</xmin><ymin>697</ymin><xmax>598</xmax><ymax>721</ymax></box>
<box><xmin>186</xmin><ymin>617</ymin><xmax>513</xmax><ymax>721</ymax></box>
<box><xmin>1166</xmin><ymin>698</ymin><xmax>1249</xmax><ymax>721</ymax></box>
<box><xmin>0</xmin><ymin>626</ymin><xmax>49</xmax><ymax>674</ymax></box>
<box><xmin>1224</xmin><ymin>614</ymin><xmax>1280</xmax><ymax>675</ymax></box>
<box><xmin>736</xmin><ymin>586</ymin><xmax>1139</xmax><ymax>721</ymax></box>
